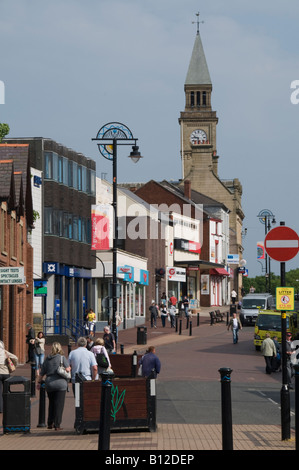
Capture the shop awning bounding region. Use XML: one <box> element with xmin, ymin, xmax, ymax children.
<box><xmin>210</xmin><ymin>268</ymin><xmax>230</xmax><ymax>276</ymax></box>
<box><xmin>175</xmin><ymin>260</ymin><xmax>226</xmax><ymax>270</ymax></box>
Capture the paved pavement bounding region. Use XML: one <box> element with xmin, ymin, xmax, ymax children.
<box><xmin>0</xmin><ymin>307</ymin><xmax>296</xmax><ymax>452</ymax></box>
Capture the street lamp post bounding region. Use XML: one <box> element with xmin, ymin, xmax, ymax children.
<box><xmin>92</xmin><ymin>123</ymin><xmax>143</xmax><ymax>342</ymax></box>
<box><xmin>257</xmin><ymin>209</ymin><xmax>276</xmax><ymax>293</ymax></box>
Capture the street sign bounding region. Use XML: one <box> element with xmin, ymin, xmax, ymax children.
<box><xmin>264</xmin><ymin>226</ymin><xmax>299</xmax><ymax>262</ymax></box>
<box><xmin>276</xmin><ymin>287</ymin><xmax>294</xmax><ymax>311</ymax></box>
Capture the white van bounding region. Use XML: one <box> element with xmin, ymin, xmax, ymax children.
<box><xmin>240</xmin><ymin>293</ymin><xmax>274</xmax><ymax>326</ymax></box>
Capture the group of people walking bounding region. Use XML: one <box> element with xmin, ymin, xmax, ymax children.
<box><xmin>149</xmin><ymin>294</ymin><xmax>191</xmax><ymax>329</ymax></box>
<box><xmin>34</xmin><ymin>324</ymin><xmax>118</xmax><ymax>430</ymax></box>
<box><xmin>261</xmin><ymin>332</ymin><xmax>295</xmax><ymax>388</ymax></box>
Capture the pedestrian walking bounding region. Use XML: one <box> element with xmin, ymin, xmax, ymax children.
<box><xmin>103</xmin><ymin>326</ymin><xmax>116</xmax><ymax>354</ymax></box>
<box><xmin>34</xmin><ymin>331</ymin><xmax>45</xmax><ymax>376</ymax></box>
<box><xmin>227</xmin><ymin>312</ymin><xmax>242</xmax><ymax>344</ymax></box>
<box><xmin>0</xmin><ymin>341</ymin><xmax>18</xmax><ymax>413</ymax></box>
<box><xmin>261</xmin><ymin>334</ymin><xmax>276</xmax><ymax>374</ymax></box>
<box><xmin>26</xmin><ymin>323</ymin><xmax>35</xmax><ymax>363</ymax></box>
<box><xmin>286</xmin><ymin>332</ymin><xmax>295</xmax><ymax>388</ymax></box>
<box><xmin>231</xmin><ymin>289</ymin><xmax>237</xmax><ymax>305</ymax></box>
<box><xmin>86</xmin><ymin>308</ymin><xmax>96</xmax><ymax>335</ymax></box>
<box><xmin>272</xmin><ymin>336</ymin><xmax>281</xmax><ymax>371</ymax></box>
<box><xmin>138</xmin><ymin>346</ymin><xmax>161</xmax><ymax>378</ymax></box>
<box><xmin>37</xmin><ymin>342</ymin><xmax>70</xmax><ymax>430</ymax></box>
<box><xmin>86</xmin><ymin>335</ymin><xmax>95</xmax><ymax>351</ymax></box>
<box><xmin>91</xmin><ymin>338</ymin><xmax>111</xmax><ymax>377</ymax></box>
<box><xmin>183</xmin><ymin>296</ymin><xmax>189</xmax><ymax>318</ymax></box>
<box><xmin>149</xmin><ymin>301</ymin><xmax>158</xmax><ymax>328</ymax></box>
<box><xmin>160</xmin><ymin>303</ymin><xmax>168</xmax><ymax>327</ymax></box>
<box><xmin>68</xmin><ymin>337</ymin><xmax>97</xmax><ymax>394</ymax></box>
<box><xmin>169</xmin><ymin>304</ymin><xmax>176</xmax><ymax>328</ymax></box>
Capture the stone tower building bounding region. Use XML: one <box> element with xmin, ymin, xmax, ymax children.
<box><xmin>178</xmin><ymin>28</ymin><xmax>245</xmax><ymax>290</ymax></box>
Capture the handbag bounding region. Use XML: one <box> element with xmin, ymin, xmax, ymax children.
<box><xmin>57</xmin><ymin>356</ymin><xmax>71</xmax><ymax>380</ymax></box>
<box><xmin>96</xmin><ymin>348</ymin><xmax>109</xmax><ymax>369</ymax></box>
<box><xmin>137</xmin><ymin>364</ymin><xmax>143</xmax><ymax>376</ymax></box>
<box><xmin>35</xmin><ymin>342</ymin><xmax>42</xmax><ymax>355</ymax></box>
<box><xmin>6</xmin><ymin>355</ymin><xmax>15</xmax><ymax>373</ymax></box>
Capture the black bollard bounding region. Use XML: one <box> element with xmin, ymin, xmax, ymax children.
<box><xmin>98</xmin><ymin>370</ymin><xmax>114</xmax><ymax>451</ymax></box>
<box><xmin>37</xmin><ymin>380</ymin><xmax>46</xmax><ymax>427</ymax></box>
<box><xmin>120</xmin><ymin>344</ymin><xmax>124</xmax><ymax>354</ymax></box>
<box><xmin>294</xmin><ymin>364</ymin><xmax>299</xmax><ymax>450</ymax></box>
<box><xmin>219</xmin><ymin>367</ymin><xmax>233</xmax><ymax>450</ymax></box>
<box><xmin>31</xmin><ymin>363</ymin><xmax>36</xmax><ymax>397</ymax></box>
<box><xmin>189</xmin><ymin>321</ymin><xmax>192</xmax><ymax>336</ymax></box>
<box><xmin>179</xmin><ymin>319</ymin><xmax>182</xmax><ymax>335</ymax></box>
<box><xmin>197</xmin><ymin>312</ymin><xmax>199</xmax><ymax>327</ymax></box>
<box><xmin>186</xmin><ymin>317</ymin><xmax>189</xmax><ymax>329</ymax></box>
<box><xmin>175</xmin><ymin>316</ymin><xmax>178</xmax><ymax>332</ymax></box>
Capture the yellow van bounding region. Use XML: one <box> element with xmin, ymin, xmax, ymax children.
<box><xmin>254</xmin><ymin>310</ymin><xmax>299</xmax><ymax>350</ymax></box>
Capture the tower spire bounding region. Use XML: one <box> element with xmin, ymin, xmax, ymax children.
<box><xmin>185</xmin><ymin>16</ymin><xmax>211</xmax><ymax>86</ymax></box>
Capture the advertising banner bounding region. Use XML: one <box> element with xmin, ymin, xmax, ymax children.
<box><xmin>91</xmin><ymin>205</ymin><xmax>112</xmax><ymax>250</ymax></box>
<box><xmin>257</xmin><ymin>241</ymin><xmax>265</xmax><ymax>260</ymax></box>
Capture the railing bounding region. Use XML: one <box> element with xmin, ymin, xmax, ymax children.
<box><xmin>43</xmin><ymin>318</ymin><xmax>86</xmax><ymax>341</ymax></box>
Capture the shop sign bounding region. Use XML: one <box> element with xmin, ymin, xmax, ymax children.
<box><xmin>174</xmin><ymin>238</ymin><xmax>201</xmax><ymax>253</ymax></box>
<box><xmin>227</xmin><ymin>254</ymin><xmax>239</xmax><ymax>264</ymax></box>
<box><xmin>0</xmin><ymin>267</ymin><xmax>25</xmax><ymax>285</ymax></box>
<box><xmin>34</xmin><ymin>280</ymin><xmax>47</xmax><ymax>296</ymax></box>
<box><xmin>167</xmin><ymin>267</ymin><xmax>186</xmax><ymax>282</ymax></box>
<box><xmin>140</xmin><ymin>269</ymin><xmax>149</xmax><ymax>285</ymax></box>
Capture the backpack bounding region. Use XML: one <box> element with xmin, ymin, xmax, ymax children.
<box><xmin>96</xmin><ymin>347</ymin><xmax>109</xmax><ymax>369</ymax></box>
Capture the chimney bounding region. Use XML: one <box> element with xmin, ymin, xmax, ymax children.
<box><xmin>184</xmin><ymin>179</ymin><xmax>191</xmax><ymax>200</ymax></box>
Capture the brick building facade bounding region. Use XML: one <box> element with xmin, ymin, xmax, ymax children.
<box><xmin>0</xmin><ymin>144</ymin><xmax>34</xmax><ymax>363</ymax></box>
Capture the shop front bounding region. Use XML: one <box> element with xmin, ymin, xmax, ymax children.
<box><xmin>92</xmin><ymin>250</ymin><xmax>148</xmax><ymax>331</ymax></box>
<box><xmin>42</xmin><ymin>262</ymin><xmax>92</xmax><ymax>336</ymax></box>
<box><xmin>176</xmin><ymin>260</ymin><xmax>230</xmax><ymax>308</ymax></box>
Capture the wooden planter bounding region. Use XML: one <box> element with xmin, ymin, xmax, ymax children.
<box><xmin>109</xmin><ymin>353</ymin><xmax>142</xmax><ymax>378</ymax></box>
<box><xmin>74</xmin><ymin>375</ymin><xmax>156</xmax><ymax>434</ymax></box>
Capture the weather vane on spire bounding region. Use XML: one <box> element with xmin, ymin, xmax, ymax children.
<box><xmin>192</xmin><ymin>11</ymin><xmax>204</xmax><ymax>35</ymax></box>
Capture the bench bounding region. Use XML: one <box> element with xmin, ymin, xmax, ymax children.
<box><xmin>210</xmin><ymin>310</ymin><xmax>224</xmax><ymax>325</ymax></box>
<box><xmin>209</xmin><ymin>311</ymin><xmax>216</xmax><ymax>325</ymax></box>
<box><xmin>215</xmin><ymin>310</ymin><xmax>225</xmax><ymax>322</ymax></box>
<box><xmin>74</xmin><ymin>375</ymin><xmax>157</xmax><ymax>434</ymax></box>
<box><xmin>109</xmin><ymin>352</ymin><xmax>142</xmax><ymax>378</ymax></box>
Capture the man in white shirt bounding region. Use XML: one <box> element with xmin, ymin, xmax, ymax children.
<box><xmin>227</xmin><ymin>313</ymin><xmax>242</xmax><ymax>344</ymax></box>
<box><xmin>68</xmin><ymin>337</ymin><xmax>98</xmax><ymax>394</ymax></box>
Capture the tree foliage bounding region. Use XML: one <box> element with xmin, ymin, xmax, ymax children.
<box><xmin>0</xmin><ymin>123</ymin><xmax>10</xmax><ymax>142</ymax></box>
<box><xmin>243</xmin><ymin>268</ymin><xmax>299</xmax><ymax>296</ymax></box>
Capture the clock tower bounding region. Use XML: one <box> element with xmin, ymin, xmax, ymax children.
<box><xmin>179</xmin><ymin>29</ymin><xmax>219</xmax><ymax>182</ymax></box>
<box><xmin>179</xmin><ymin>23</ymin><xmax>245</xmax><ymax>286</ymax></box>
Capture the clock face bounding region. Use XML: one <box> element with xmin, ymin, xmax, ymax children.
<box><xmin>190</xmin><ymin>129</ymin><xmax>207</xmax><ymax>144</ymax></box>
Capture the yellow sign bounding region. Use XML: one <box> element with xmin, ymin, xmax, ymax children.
<box><xmin>276</xmin><ymin>287</ymin><xmax>294</xmax><ymax>311</ymax></box>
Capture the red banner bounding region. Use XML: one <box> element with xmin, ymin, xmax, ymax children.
<box><xmin>91</xmin><ymin>205</ymin><xmax>111</xmax><ymax>250</ymax></box>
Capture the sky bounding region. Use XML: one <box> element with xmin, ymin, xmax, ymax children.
<box><xmin>1</xmin><ymin>0</ymin><xmax>299</xmax><ymax>279</ymax></box>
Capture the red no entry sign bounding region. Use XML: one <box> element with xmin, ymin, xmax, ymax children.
<box><xmin>264</xmin><ymin>226</ymin><xmax>299</xmax><ymax>262</ymax></box>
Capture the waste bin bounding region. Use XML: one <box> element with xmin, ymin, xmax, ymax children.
<box><xmin>230</xmin><ymin>305</ymin><xmax>237</xmax><ymax>316</ymax></box>
<box><xmin>137</xmin><ymin>326</ymin><xmax>147</xmax><ymax>345</ymax></box>
<box><xmin>3</xmin><ymin>376</ymin><xmax>31</xmax><ymax>433</ymax></box>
